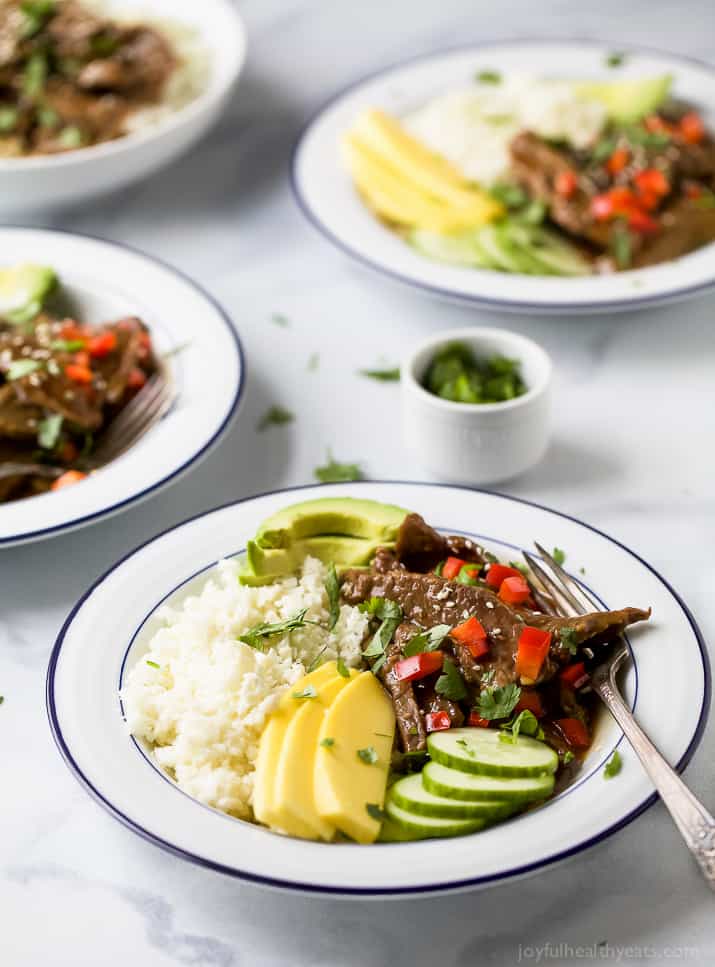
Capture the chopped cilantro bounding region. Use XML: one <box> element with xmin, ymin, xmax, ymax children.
<box><xmin>475</xmin><ymin>69</ymin><xmax>501</xmax><ymax>84</ymax></box>
<box><xmin>6</xmin><ymin>359</ymin><xmax>42</xmax><ymax>381</ymax></box>
<box><xmin>591</xmin><ymin>136</ymin><xmax>618</xmax><ymax>164</ymax></box>
<box><xmin>320</xmin><ymin>737</ymin><xmax>335</xmax><ymax>749</ymax></box>
<box><xmin>435</xmin><ymin>657</ymin><xmax>467</xmax><ymax>701</ymax></box>
<box><xmin>257</xmin><ymin>405</ymin><xmax>294</xmax><ymax>432</ymax></box>
<box><xmin>559</xmin><ymin>626</ymin><xmax>579</xmax><ymax>656</ymax></box>
<box><xmin>37</xmin><ymin>105</ymin><xmax>59</xmax><ymax>128</ymax></box>
<box><xmin>563</xmin><ymin>749</ymin><xmax>575</xmax><ymax>765</ymax></box>
<box><xmin>336</xmin><ymin>656</ymin><xmax>350</xmax><ymax>678</ymax></box>
<box><xmin>579</xmin><ymin>566</ymin><xmax>586</xmax><ymax>575</ymax></box>
<box><xmin>146</xmin><ymin>660</ymin><xmax>160</xmax><ymax>669</ymax></box>
<box><xmin>357</xmin><ymin>746</ymin><xmax>378</xmax><ymax>765</ymax></box>
<box><xmin>483</xmin><ymin>551</ymin><xmax>499</xmax><ymax>564</ymax></box>
<box><xmin>58</xmin><ymin>126</ymin><xmax>84</xmax><ymax>149</ymax></box>
<box><xmin>239</xmin><ymin>609</ymin><xmax>309</xmax><ymax>649</ymax></box>
<box><xmin>476</xmin><ymin>682</ymin><xmax>521</xmax><ymax>720</ymax></box>
<box><xmin>325</xmin><ymin>563</ymin><xmax>340</xmax><ymax>631</ymax></box>
<box><xmin>552</xmin><ymin>547</ymin><xmax>566</xmax><ymax>566</ymax></box>
<box><xmin>0</xmin><ymin>107</ymin><xmax>18</xmax><ymax>133</ymax></box>
<box><xmin>314</xmin><ymin>451</ymin><xmax>362</xmax><ymax>483</ymax></box>
<box><xmin>508</xmin><ymin>560</ymin><xmax>529</xmax><ymax>576</ymax></box>
<box><xmin>271</xmin><ymin>313</ymin><xmax>289</xmax><ymax>327</ymax></box>
<box><xmin>37</xmin><ymin>413</ymin><xmax>63</xmax><ymax>450</ymax></box>
<box><xmin>366</xmin><ymin>803</ymin><xmax>385</xmax><ymax>822</ymax></box>
<box><xmin>307</xmin><ymin>352</ymin><xmax>320</xmax><ymax>371</ymax></box>
<box><xmin>403</xmin><ymin>623</ymin><xmax>451</xmax><ymax>657</ymax></box>
<box><xmin>360</xmin><ymin>597</ymin><xmax>402</xmax><ymax>673</ymax></box>
<box><xmin>490</xmin><ymin>183</ymin><xmax>528</xmax><ymax>209</ymax></box>
<box><xmin>292</xmin><ymin>684</ymin><xmax>317</xmax><ymax>700</ymax></box>
<box><xmin>606</xmin><ymin>51</ymin><xmax>625</xmax><ymax>68</ymax></box>
<box><xmin>604</xmin><ymin>749</ymin><xmax>622</xmax><ymax>779</ymax></box>
<box><xmin>0</xmin><ymin>695</ymin><xmax>4</xmax><ymax>705</ymax></box>
<box><xmin>359</xmin><ymin>367</ymin><xmax>400</xmax><ymax>382</ymax></box>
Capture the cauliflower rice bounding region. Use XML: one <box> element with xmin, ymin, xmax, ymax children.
<box><xmin>121</xmin><ymin>557</ymin><xmax>369</xmax><ymax>819</ymax></box>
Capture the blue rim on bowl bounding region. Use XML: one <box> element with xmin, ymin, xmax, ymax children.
<box><xmin>46</xmin><ymin>481</ymin><xmax>711</xmax><ymax>896</ymax></box>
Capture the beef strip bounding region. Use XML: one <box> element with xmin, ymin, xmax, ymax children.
<box><xmin>380</xmin><ymin>622</ymin><xmax>427</xmax><ymax>752</ymax></box>
<box><xmin>633</xmin><ymin>194</ymin><xmax>715</xmax><ymax>267</ymax></box>
<box><xmin>394</xmin><ymin>512</ymin><xmax>487</xmax><ymax>572</ymax></box>
<box><xmin>341</xmin><ymin>566</ymin><xmax>649</xmax><ymax>686</ymax></box>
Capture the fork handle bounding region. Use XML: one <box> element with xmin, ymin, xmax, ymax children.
<box><xmin>594</xmin><ymin>676</ymin><xmax>715</xmax><ymax>890</ymax></box>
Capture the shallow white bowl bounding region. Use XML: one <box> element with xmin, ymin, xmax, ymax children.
<box><xmin>402</xmin><ymin>327</ymin><xmax>552</xmax><ymax>485</ymax></box>
<box><xmin>0</xmin><ymin>227</ymin><xmax>244</xmax><ymax>545</ymax></box>
<box><xmin>0</xmin><ymin>0</ymin><xmax>246</xmax><ymax>213</ymax></box>
<box><xmin>292</xmin><ymin>40</ymin><xmax>715</xmax><ymax>314</ymax></box>
<box><xmin>47</xmin><ymin>482</ymin><xmax>709</xmax><ymax>897</ymax></box>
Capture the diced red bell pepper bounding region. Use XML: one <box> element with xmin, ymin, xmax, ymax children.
<box><xmin>73</xmin><ymin>350</ymin><xmax>90</xmax><ymax>368</ymax></box>
<box><xmin>51</xmin><ymin>469</ymin><xmax>87</xmax><ymax>491</ymax></box>
<box><xmin>59</xmin><ymin>320</ymin><xmax>88</xmax><ymax>342</ymax></box>
<box><xmin>442</xmin><ymin>556</ymin><xmax>467</xmax><ymax>580</ymax></box>
<box><xmin>634</xmin><ymin>168</ymin><xmax>669</xmax><ymax>199</ymax></box>
<box><xmin>606</xmin><ymin>147</ymin><xmax>630</xmax><ymax>175</ymax></box>
<box><xmin>450</xmin><ymin>616</ymin><xmax>489</xmax><ymax>660</ymax></box>
<box><xmin>514</xmin><ymin>626</ymin><xmax>552</xmax><ymax>682</ymax></box>
<box><xmin>88</xmin><ymin>331</ymin><xmax>118</xmax><ymax>358</ymax></box>
<box><xmin>644</xmin><ymin>114</ymin><xmax>675</xmax><ymax>136</ymax></box>
<box><xmin>514</xmin><ymin>689</ymin><xmax>544</xmax><ymax>717</ymax></box>
<box><xmin>627</xmin><ymin>209</ymin><xmax>660</xmax><ymax>234</ymax></box>
<box><xmin>425</xmin><ymin>711</ymin><xmax>451</xmax><ymax>732</ymax></box>
<box><xmin>556</xmin><ymin>717</ymin><xmax>590</xmax><ymax>748</ymax></box>
<box><xmin>555</xmin><ymin>169</ymin><xmax>578</xmax><ymax>198</ymax></box>
<box><xmin>499</xmin><ymin>575</ymin><xmax>531</xmax><ymax>605</ymax></box>
<box><xmin>560</xmin><ymin>661</ymin><xmax>587</xmax><ymax>686</ymax></box>
<box><xmin>485</xmin><ymin>563</ymin><xmax>522</xmax><ymax>589</ymax></box>
<box><xmin>592</xmin><ymin>187</ymin><xmax>640</xmax><ymax>221</ymax></box>
<box><xmin>680</xmin><ymin>111</ymin><xmax>705</xmax><ymax>144</ymax></box>
<box><xmin>65</xmin><ymin>363</ymin><xmax>93</xmax><ymax>384</ymax></box>
<box><xmin>468</xmin><ymin>711</ymin><xmax>491</xmax><ymax>728</ymax></box>
<box><xmin>127</xmin><ymin>367</ymin><xmax>147</xmax><ymax>390</ymax></box>
<box><xmin>392</xmin><ymin>652</ymin><xmax>444</xmax><ymax>682</ymax></box>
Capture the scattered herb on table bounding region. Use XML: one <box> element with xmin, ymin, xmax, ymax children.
<box><xmin>604</xmin><ymin>749</ymin><xmax>622</xmax><ymax>779</ymax></box>
<box><xmin>314</xmin><ymin>451</ymin><xmax>363</xmax><ymax>483</ymax></box>
<box><xmin>307</xmin><ymin>352</ymin><xmax>320</xmax><ymax>371</ymax></box>
<box><xmin>475</xmin><ymin>69</ymin><xmax>501</xmax><ymax>84</ymax></box>
<box><xmin>239</xmin><ymin>609</ymin><xmax>311</xmax><ymax>649</ymax></box>
<box><xmin>366</xmin><ymin>803</ymin><xmax>385</xmax><ymax>822</ymax></box>
<box><xmin>0</xmin><ymin>695</ymin><xmax>5</xmax><ymax>705</ymax></box>
<box><xmin>606</xmin><ymin>51</ymin><xmax>626</xmax><ymax>68</ymax></box>
<box><xmin>271</xmin><ymin>313</ymin><xmax>290</xmax><ymax>327</ymax></box>
<box><xmin>325</xmin><ymin>563</ymin><xmax>340</xmax><ymax>631</ymax></box>
<box><xmin>257</xmin><ymin>405</ymin><xmax>294</xmax><ymax>432</ymax></box>
<box><xmin>320</xmin><ymin>737</ymin><xmax>335</xmax><ymax>749</ymax></box>
<box><xmin>476</xmin><ymin>682</ymin><xmax>522</xmax><ymax>720</ymax></box>
<box><xmin>435</xmin><ymin>657</ymin><xmax>467</xmax><ymax>701</ymax></box>
<box><xmin>552</xmin><ymin>547</ymin><xmax>566</xmax><ymax>566</ymax></box>
<box><xmin>336</xmin><ymin>656</ymin><xmax>350</xmax><ymax>678</ymax></box>
<box><xmin>579</xmin><ymin>566</ymin><xmax>586</xmax><ymax>575</ymax></box>
<box><xmin>292</xmin><ymin>684</ymin><xmax>317</xmax><ymax>700</ymax></box>
<box><xmin>403</xmin><ymin>623</ymin><xmax>452</xmax><ymax>657</ymax></box>
<box><xmin>357</xmin><ymin>746</ymin><xmax>378</xmax><ymax>765</ymax></box>
<box><xmin>359</xmin><ymin>367</ymin><xmax>400</xmax><ymax>382</ymax></box>
<box><xmin>423</xmin><ymin>342</ymin><xmax>526</xmax><ymax>404</ymax></box>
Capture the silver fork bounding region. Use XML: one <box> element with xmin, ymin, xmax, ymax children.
<box><xmin>0</xmin><ymin>364</ymin><xmax>175</xmax><ymax>482</ymax></box>
<box><xmin>523</xmin><ymin>543</ymin><xmax>715</xmax><ymax>891</ymax></box>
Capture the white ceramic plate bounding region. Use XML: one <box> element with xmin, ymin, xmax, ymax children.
<box><xmin>0</xmin><ymin>0</ymin><xmax>246</xmax><ymax>213</ymax></box>
<box><xmin>292</xmin><ymin>41</ymin><xmax>715</xmax><ymax>314</ymax></box>
<box><xmin>0</xmin><ymin>228</ymin><xmax>244</xmax><ymax>546</ymax></box>
<box><xmin>47</xmin><ymin>482</ymin><xmax>709</xmax><ymax>897</ymax></box>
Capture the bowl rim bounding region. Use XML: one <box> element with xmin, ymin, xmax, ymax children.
<box><xmin>0</xmin><ymin>0</ymin><xmax>246</xmax><ymax>172</ymax></box>
<box><xmin>403</xmin><ymin>326</ymin><xmax>552</xmax><ymax>415</ymax></box>
<box><xmin>45</xmin><ymin>480</ymin><xmax>711</xmax><ymax>897</ymax></box>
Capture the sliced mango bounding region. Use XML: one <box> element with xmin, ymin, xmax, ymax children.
<box><xmin>314</xmin><ymin>671</ymin><xmax>396</xmax><ymax>844</ymax></box>
<box><xmin>252</xmin><ymin>662</ymin><xmax>338</xmax><ymax>835</ymax></box>
<box><xmin>273</xmin><ymin>669</ymin><xmax>357</xmax><ymax>840</ymax></box>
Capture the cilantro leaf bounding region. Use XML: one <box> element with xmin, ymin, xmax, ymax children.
<box><xmin>320</xmin><ymin>737</ymin><xmax>335</xmax><ymax>749</ymax></box>
<box><xmin>403</xmin><ymin>623</ymin><xmax>451</xmax><ymax>657</ymax></box>
<box><xmin>360</xmin><ymin>597</ymin><xmax>403</xmax><ymax>673</ymax></box>
<box><xmin>606</xmin><ymin>51</ymin><xmax>625</xmax><ymax>68</ymax></box>
<box><xmin>604</xmin><ymin>749</ymin><xmax>622</xmax><ymax>779</ymax></box>
<box><xmin>365</xmin><ymin>803</ymin><xmax>385</xmax><ymax>822</ymax></box>
<box><xmin>0</xmin><ymin>107</ymin><xmax>19</xmax><ymax>132</ymax></box>
<box><xmin>562</xmin><ymin>749</ymin><xmax>575</xmax><ymax>765</ymax></box>
<box><xmin>611</xmin><ymin>223</ymin><xmax>632</xmax><ymax>269</ymax></box>
<box><xmin>336</xmin><ymin>656</ymin><xmax>350</xmax><ymax>678</ymax></box>
<box><xmin>552</xmin><ymin>547</ymin><xmax>566</xmax><ymax>566</ymax></box>
<box><xmin>292</xmin><ymin>684</ymin><xmax>317</xmax><ymax>700</ymax></box>
<box><xmin>307</xmin><ymin>352</ymin><xmax>320</xmax><ymax>371</ymax></box>
<box><xmin>508</xmin><ymin>560</ymin><xmax>529</xmax><ymax>575</ymax></box>
<box><xmin>435</xmin><ymin>657</ymin><xmax>467</xmax><ymax>701</ymax></box>
<box><xmin>359</xmin><ymin>367</ymin><xmax>400</xmax><ymax>382</ymax></box>
<box><xmin>314</xmin><ymin>450</ymin><xmax>362</xmax><ymax>483</ymax></box>
<box><xmin>257</xmin><ymin>406</ymin><xmax>294</xmax><ymax>432</ymax></box>
<box><xmin>325</xmin><ymin>563</ymin><xmax>340</xmax><ymax>631</ymax></box>
<box><xmin>559</xmin><ymin>626</ymin><xmax>579</xmax><ymax>656</ymax></box>
<box><xmin>271</xmin><ymin>313</ymin><xmax>289</xmax><ymax>327</ymax></box>
<box><xmin>357</xmin><ymin>746</ymin><xmax>378</xmax><ymax>765</ymax></box>
<box><xmin>50</xmin><ymin>339</ymin><xmax>85</xmax><ymax>352</ymax></box>
<box><xmin>475</xmin><ymin>69</ymin><xmax>501</xmax><ymax>84</ymax></box>
<box><xmin>37</xmin><ymin>413</ymin><xmax>63</xmax><ymax>450</ymax></box>
<box><xmin>476</xmin><ymin>683</ymin><xmax>521</xmax><ymax>721</ymax></box>
<box><xmin>499</xmin><ymin>709</ymin><xmax>544</xmax><ymax>744</ymax></box>
<box><xmin>146</xmin><ymin>660</ymin><xmax>160</xmax><ymax>669</ymax></box>
<box><xmin>238</xmin><ymin>609</ymin><xmax>309</xmax><ymax>649</ymax></box>
<box><xmin>6</xmin><ymin>359</ymin><xmax>42</xmax><ymax>381</ymax></box>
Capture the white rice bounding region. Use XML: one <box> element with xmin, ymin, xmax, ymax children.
<box><xmin>84</xmin><ymin>0</ymin><xmax>211</xmax><ymax>132</ymax></box>
<box><xmin>121</xmin><ymin>557</ymin><xmax>369</xmax><ymax>820</ymax></box>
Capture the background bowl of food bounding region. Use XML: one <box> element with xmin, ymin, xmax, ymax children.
<box><xmin>0</xmin><ymin>0</ymin><xmax>246</xmax><ymax>213</ymax></box>
<box><xmin>401</xmin><ymin>327</ymin><xmax>552</xmax><ymax>485</ymax></box>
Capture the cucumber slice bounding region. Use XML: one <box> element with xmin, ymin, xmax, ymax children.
<box><xmin>385</xmin><ymin>792</ymin><xmax>486</xmax><ymax>840</ymax></box>
<box><xmin>523</xmin><ymin>228</ymin><xmax>591</xmax><ymax>277</ymax></box>
<box><xmin>390</xmin><ymin>773</ymin><xmax>516</xmax><ymax>820</ymax></box>
<box><xmin>408</xmin><ymin>228</ymin><xmax>496</xmax><ymax>269</ymax></box>
<box><xmin>423</xmin><ymin>761</ymin><xmax>555</xmax><ymax>803</ymax></box>
<box><xmin>427</xmin><ymin>728</ymin><xmax>559</xmax><ymax>778</ymax></box>
<box><xmin>474</xmin><ymin>224</ymin><xmax>522</xmax><ymax>273</ymax></box>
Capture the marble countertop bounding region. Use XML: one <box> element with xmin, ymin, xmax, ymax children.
<box><xmin>2</xmin><ymin>1</ymin><xmax>714</xmax><ymax>964</ymax></box>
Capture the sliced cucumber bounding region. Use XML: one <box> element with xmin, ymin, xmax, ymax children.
<box><xmin>408</xmin><ymin>228</ymin><xmax>496</xmax><ymax>269</ymax></box>
<box><xmin>385</xmin><ymin>792</ymin><xmax>486</xmax><ymax>839</ymax></box>
<box><xmin>523</xmin><ymin>227</ymin><xmax>591</xmax><ymax>276</ymax></box>
<box><xmin>427</xmin><ymin>728</ymin><xmax>559</xmax><ymax>778</ymax></box>
<box><xmin>474</xmin><ymin>224</ymin><xmax>522</xmax><ymax>273</ymax></box>
<box><xmin>423</xmin><ymin>761</ymin><xmax>555</xmax><ymax>803</ymax></box>
<box><xmin>497</xmin><ymin>222</ymin><xmax>556</xmax><ymax>274</ymax></box>
<box><xmin>390</xmin><ymin>773</ymin><xmax>516</xmax><ymax>820</ymax></box>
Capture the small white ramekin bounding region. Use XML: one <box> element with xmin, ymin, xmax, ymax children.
<box><xmin>402</xmin><ymin>327</ymin><xmax>552</xmax><ymax>485</ymax></box>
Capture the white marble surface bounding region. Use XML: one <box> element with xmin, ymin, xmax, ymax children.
<box><xmin>2</xmin><ymin>1</ymin><xmax>715</xmax><ymax>964</ymax></box>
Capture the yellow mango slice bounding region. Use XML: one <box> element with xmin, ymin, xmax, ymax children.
<box><xmin>252</xmin><ymin>662</ymin><xmax>338</xmax><ymax>835</ymax></box>
<box><xmin>273</xmin><ymin>669</ymin><xmax>357</xmax><ymax>840</ymax></box>
<box><xmin>314</xmin><ymin>671</ymin><xmax>396</xmax><ymax>844</ymax></box>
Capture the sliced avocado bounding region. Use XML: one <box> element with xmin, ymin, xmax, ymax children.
<box><xmin>255</xmin><ymin>497</ymin><xmax>408</xmax><ymax>550</ymax></box>
<box><xmin>574</xmin><ymin>75</ymin><xmax>672</xmax><ymax>123</ymax></box>
<box><xmin>0</xmin><ymin>264</ymin><xmax>57</xmax><ymax>325</ymax></box>
<box><xmin>240</xmin><ymin>536</ymin><xmax>393</xmax><ymax>585</ymax></box>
